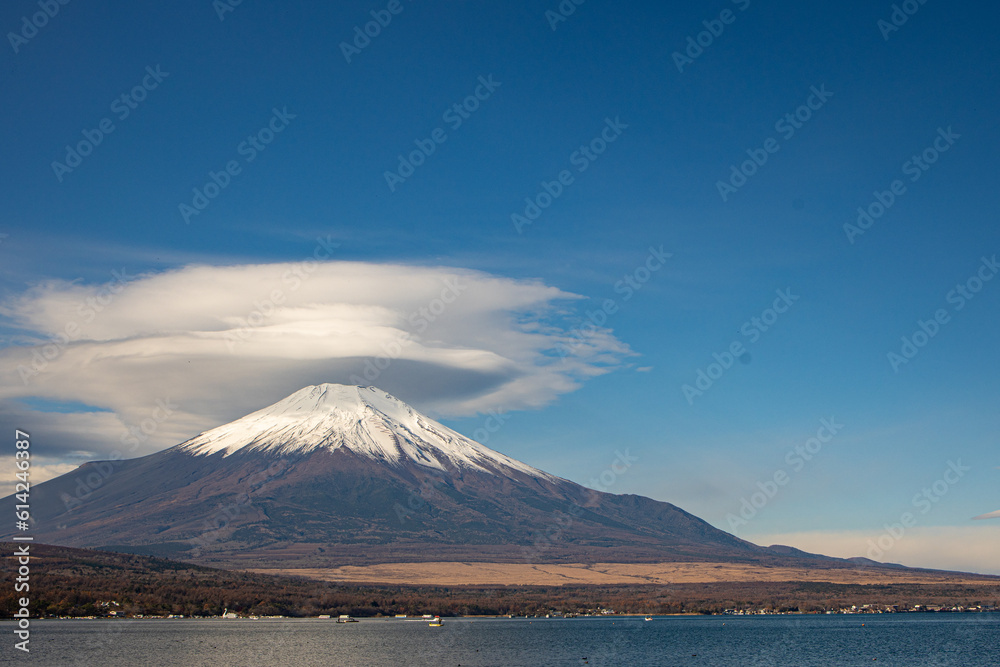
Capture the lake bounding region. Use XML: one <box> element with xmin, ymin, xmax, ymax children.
<box><xmin>6</xmin><ymin>614</ymin><xmax>997</xmax><ymax>666</ymax></box>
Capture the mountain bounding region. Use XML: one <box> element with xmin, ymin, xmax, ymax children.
<box><xmin>7</xmin><ymin>384</ymin><xmax>863</xmax><ymax>570</ymax></box>
<box><xmin>177</xmin><ymin>384</ymin><xmax>553</xmax><ymax>479</ymax></box>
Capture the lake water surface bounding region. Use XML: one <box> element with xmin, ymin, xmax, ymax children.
<box><xmin>6</xmin><ymin>614</ymin><xmax>997</xmax><ymax>666</ymax></box>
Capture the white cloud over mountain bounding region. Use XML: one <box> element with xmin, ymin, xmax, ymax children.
<box><xmin>0</xmin><ymin>261</ymin><xmax>632</xmax><ymax>459</ymax></box>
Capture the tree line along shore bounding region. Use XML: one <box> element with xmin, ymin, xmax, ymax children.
<box><xmin>2</xmin><ymin>544</ymin><xmax>997</xmax><ymax>619</ymax></box>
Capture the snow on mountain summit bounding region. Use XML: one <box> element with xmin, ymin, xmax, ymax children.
<box><xmin>177</xmin><ymin>384</ymin><xmax>555</xmax><ymax>480</ymax></box>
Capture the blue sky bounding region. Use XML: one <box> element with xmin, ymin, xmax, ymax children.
<box><xmin>2</xmin><ymin>0</ymin><xmax>999</xmax><ymax>573</ymax></box>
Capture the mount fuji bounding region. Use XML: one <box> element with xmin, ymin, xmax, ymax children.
<box><xmin>8</xmin><ymin>384</ymin><xmax>850</xmax><ymax>569</ymax></box>
<box><xmin>178</xmin><ymin>384</ymin><xmax>555</xmax><ymax>480</ymax></box>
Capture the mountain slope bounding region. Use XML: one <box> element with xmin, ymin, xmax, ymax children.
<box><xmin>5</xmin><ymin>384</ymin><xmax>861</xmax><ymax>569</ymax></box>
<box><xmin>178</xmin><ymin>384</ymin><xmax>554</xmax><ymax>480</ymax></box>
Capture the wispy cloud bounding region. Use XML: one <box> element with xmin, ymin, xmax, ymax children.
<box><xmin>0</xmin><ymin>261</ymin><xmax>632</xmax><ymax>459</ymax></box>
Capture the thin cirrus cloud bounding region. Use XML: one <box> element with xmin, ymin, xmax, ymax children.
<box><xmin>0</xmin><ymin>261</ymin><xmax>633</xmax><ymax>460</ymax></box>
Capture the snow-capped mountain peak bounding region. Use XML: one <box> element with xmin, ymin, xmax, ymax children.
<box><xmin>177</xmin><ymin>384</ymin><xmax>554</xmax><ymax>480</ymax></box>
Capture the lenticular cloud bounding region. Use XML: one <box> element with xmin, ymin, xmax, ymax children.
<box><xmin>0</xmin><ymin>261</ymin><xmax>632</xmax><ymax>457</ymax></box>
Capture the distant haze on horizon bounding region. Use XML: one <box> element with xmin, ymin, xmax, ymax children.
<box><xmin>1</xmin><ymin>0</ymin><xmax>998</xmax><ymax>575</ymax></box>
